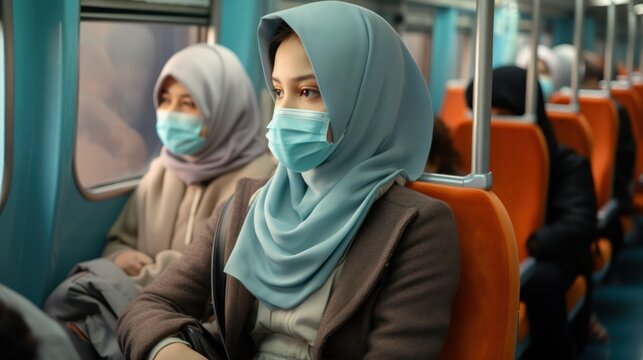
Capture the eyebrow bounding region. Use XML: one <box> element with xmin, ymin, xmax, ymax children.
<box><xmin>272</xmin><ymin>74</ymin><xmax>317</xmax><ymax>83</ymax></box>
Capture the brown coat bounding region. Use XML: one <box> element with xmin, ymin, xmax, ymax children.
<box><xmin>117</xmin><ymin>178</ymin><xmax>460</xmax><ymax>360</ymax></box>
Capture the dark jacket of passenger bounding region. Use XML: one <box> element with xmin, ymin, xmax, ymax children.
<box><xmin>613</xmin><ymin>104</ymin><xmax>636</xmax><ymax>215</ymax></box>
<box><xmin>117</xmin><ymin>178</ymin><xmax>461</xmax><ymax>360</ymax></box>
<box><xmin>528</xmin><ymin>146</ymin><xmax>597</xmax><ymax>272</ymax></box>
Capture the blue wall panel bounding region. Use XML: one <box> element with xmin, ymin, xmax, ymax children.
<box><xmin>0</xmin><ymin>0</ymin><xmax>128</xmax><ymax>304</ymax></box>
<box><xmin>429</xmin><ymin>7</ymin><xmax>457</xmax><ymax>114</ymax></box>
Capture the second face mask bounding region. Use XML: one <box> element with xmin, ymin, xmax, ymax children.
<box><xmin>156</xmin><ymin>110</ymin><xmax>206</xmax><ymax>155</ymax></box>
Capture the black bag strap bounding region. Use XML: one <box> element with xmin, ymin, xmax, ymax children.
<box><xmin>211</xmin><ymin>196</ymin><xmax>233</xmax><ymax>360</ymax></box>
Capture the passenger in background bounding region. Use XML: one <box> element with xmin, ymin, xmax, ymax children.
<box><xmin>515</xmin><ymin>44</ymin><xmax>559</xmax><ymax>100</ymax></box>
<box><xmin>552</xmin><ymin>44</ymin><xmax>585</xmax><ymax>91</ymax></box>
<box><xmin>118</xmin><ymin>2</ymin><xmax>460</xmax><ymax>359</ymax></box>
<box><xmin>44</xmin><ymin>44</ymin><xmax>275</xmax><ymax>360</ymax></box>
<box><xmin>583</xmin><ymin>52</ymin><xmax>636</xmax><ymax>231</ymax></box>
<box><xmin>426</xmin><ymin>117</ymin><xmax>463</xmax><ymax>175</ymax></box>
<box><xmin>103</xmin><ymin>44</ymin><xmax>275</xmax><ymax>287</ymax></box>
<box><xmin>467</xmin><ymin>66</ymin><xmax>596</xmax><ymax>358</ymax></box>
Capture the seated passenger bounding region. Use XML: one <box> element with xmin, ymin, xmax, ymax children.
<box><xmin>426</xmin><ymin>117</ymin><xmax>463</xmax><ymax>175</ymax></box>
<box><xmin>0</xmin><ymin>284</ymin><xmax>80</xmax><ymax>360</ymax></box>
<box><xmin>583</xmin><ymin>51</ymin><xmax>636</xmax><ymax>228</ymax></box>
<box><xmin>103</xmin><ymin>44</ymin><xmax>275</xmax><ymax>287</ymax></box>
<box><xmin>466</xmin><ymin>66</ymin><xmax>597</xmax><ymax>358</ymax></box>
<box><xmin>117</xmin><ymin>2</ymin><xmax>461</xmax><ymax>359</ymax></box>
<box><xmin>515</xmin><ymin>44</ymin><xmax>559</xmax><ymax>100</ymax></box>
<box><xmin>44</xmin><ymin>44</ymin><xmax>275</xmax><ymax>359</ymax></box>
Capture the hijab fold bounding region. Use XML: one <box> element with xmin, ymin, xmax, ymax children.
<box><xmin>154</xmin><ymin>44</ymin><xmax>266</xmax><ymax>185</ymax></box>
<box><xmin>224</xmin><ymin>1</ymin><xmax>434</xmax><ymax>310</ymax></box>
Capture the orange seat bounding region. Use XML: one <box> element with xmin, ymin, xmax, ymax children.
<box><xmin>613</xmin><ymin>86</ymin><xmax>643</xmax><ymax>214</ymax></box>
<box><xmin>452</xmin><ymin>119</ymin><xmax>587</xmax><ymax>358</ymax></box>
<box><xmin>551</xmin><ymin>94</ymin><xmax>618</xmax><ymax>208</ymax></box>
<box><xmin>408</xmin><ymin>182</ymin><xmax>519</xmax><ymax>360</ymax></box>
<box><xmin>440</xmin><ymin>82</ymin><xmax>469</xmax><ymax>132</ymax></box>
<box><xmin>452</xmin><ymin>120</ymin><xmax>548</xmax><ymax>261</ymax></box>
<box><xmin>547</xmin><ymin>110</ymin><xmax>593</xmax><ymax>159</ymax></box>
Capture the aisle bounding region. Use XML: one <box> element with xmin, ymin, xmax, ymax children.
<box><xmin>579</xmin><ymin>228</ymin><xmax>643</xmax><ymax>360</ymax></box>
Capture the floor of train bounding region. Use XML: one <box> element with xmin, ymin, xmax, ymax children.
<box><xmin>579</xmin><ymin>219</ymin><xmax>643</xmax><ymax>360</ymax></box>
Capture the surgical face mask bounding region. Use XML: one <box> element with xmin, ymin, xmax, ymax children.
<box><xmin>539</xmin><ymin>77</ymin><xmax>555</xmax><ymax>101</ymax></box>
<box><xmin>266</xmin><ymin>108</ymin><xmax>339</xmax><ymax>172</ymax></box>
<box><xmin>156</xmin><ymin>110</ymin><xmax>206</xmax><ymax>155</ymax></box>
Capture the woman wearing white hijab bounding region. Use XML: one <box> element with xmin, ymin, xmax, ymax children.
<box><xmin>516</xmin><ymin>44</ymin><xmax>559</xmax><ymax>100</ymax></box>
<box><xmin>118</xmin><ymin>2</ymin><xmax>460</xmax><ymax>359</ymax></box>
<box><xmin>103</xmin><ymin>44</ymin><xmax>275</xmax><ymax>287</ymax></box>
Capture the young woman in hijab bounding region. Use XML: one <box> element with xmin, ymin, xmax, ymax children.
<box><xmin>117</xmin><ymin>2</ymin><xmax>460</xmax><ymax>359</ymax></box>
<box><xmin>466</xmin><ymin>66</ymin><xmax>596</xmax><ymax>358</ymax></box>
<box><xmin>103</xmin><ymin>44</ymin><xmax>275</xmax><ymax>287</ymax></box>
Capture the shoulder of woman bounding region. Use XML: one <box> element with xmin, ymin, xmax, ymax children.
<box><xmin>380</xmin><ymin>184</ymin><xmax>455</xmax><ymax>218</ymax></box>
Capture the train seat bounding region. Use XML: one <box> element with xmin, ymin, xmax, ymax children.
<box><xmin>451</xmin><ymin>119</ymin><xmax>587</xmax><ymax>359</ymax></box>
<box><xmin>550</xmin><ymin>93</ymin><xmax>618</xmax><ymax>208</ymax></box>
<box><xmin>408</xmin><ymin>182</ymin><xmax>519</xmax><ymax>360</ymax></box>
<box><xmin>611</xmin><ymin>88</ymin><xmax>643</xmax><ymax>217</ymax></box>
<box><xmin>547</xmin><ymin>110</ymin><xmax>593</xmax><ymax>159</ymax></box>
<box><xmin>546</xmin><ymin>109</ymin><xmax>614</xmax><ymax>281</ymax></box>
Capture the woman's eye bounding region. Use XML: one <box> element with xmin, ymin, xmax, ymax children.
<box><xmin>272</xmin><ymin>88</ymin><xmax>283</xmax><ymax>97</ymax></box>
<box><xmin>300</xmin><ymin>88</ymin><xmax>320</xmax><ymax>98</ymax></box>
<box><xmin>182</xmin><ymin>100</ymin><xmax>196</xmax><ymax>108</ymax></box>
<box><xmin>160</xmin><ymin>97</ymin><xmax>171</xmax><ymax>104</ymax></box>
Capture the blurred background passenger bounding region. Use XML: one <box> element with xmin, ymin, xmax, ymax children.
<box><xmin>583</xmin><ymin>52</ymin><xmax>635</xmax><ymax>257</ymax></box>
<box><xmin>515</xmin><ymin>44</ymin><xmax>559</xmax><ymax>101</ymax></box>
<box><xmin>467</xmin><ymin>66</ymin><xmax>596</xmax><ymax>358</ymax></box>
<box><xmin>426</xmin><ymin>117</ymin><xmax>463</xmax><ymax>175</ymax></box>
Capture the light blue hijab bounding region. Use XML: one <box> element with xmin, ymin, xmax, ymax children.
<box><xmin>224</xmin><ymin>1</ymin><xmax>434</xmax><ymax>310</ymax></box>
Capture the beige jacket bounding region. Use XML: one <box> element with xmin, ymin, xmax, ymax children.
<box><xmin>117</xmin><ymin>178</ymin><xmax>460</xmax><ymax>360</ymax></box>
<box><xmin>102</xmin><ymin>153</ymin><xmax>275</xmax><ymax>266</ymax></box>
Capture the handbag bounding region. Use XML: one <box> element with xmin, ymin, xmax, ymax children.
<box><xmin>179</xmin><ymin>196</ymin><xmax>233</xmax><ymax>359</ymax></box>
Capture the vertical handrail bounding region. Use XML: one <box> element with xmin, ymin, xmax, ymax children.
<box><xmin>571</xmin><ymin>0</ymin><xmax>584</xmax><ymax>107</ymax></box>
<box><xmin>626</xmin><ymin>0</ymin><xmax>635</xmax><ymax>82</ymax></box>
<box><xmin>525</xmin><ymin>0</ymin><xmax>541</xmax><ymax>120</ymax></box>
<box><xmin>419</xmin><ymin>0</ymin><xmax>493</xmax><ymax>189</ymax></box>
<box><xmin>604</xmin><ymin>0</ymin><xmax>615</xmax><ymax>90</ymax></box>
<box><xmin>640</xmin><ymin>14</ymin><xmax>643</xmax><ymax>76</ymax></box>
<box><xmin>471</xmin><ymin>0</ymin><xmax>494</xmax><ymax>176</ymax></box>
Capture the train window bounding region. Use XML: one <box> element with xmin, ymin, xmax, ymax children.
<box><xmin>75</xmin><ymin>21</ymin><xmax>207</xmax><ymax>192</ymax></box>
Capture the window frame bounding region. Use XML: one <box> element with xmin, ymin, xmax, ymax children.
<box><xmin>74</xmin><ymin>0</ymin><xmax>218</xmax><ymax>201</ymax></box>
<box><xmin>0</xmin><ymin>0</ymin><xmax>14</xmax><ymax>213</ymax></box>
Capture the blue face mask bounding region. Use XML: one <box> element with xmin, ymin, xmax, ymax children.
<box><xmin>266</xmin><ymin>108</ymin><xmax>338</xmax><ymax>172</ymax></box>
<box><xmin>539</xmin><ymin>77</ymin><xmax>554</xmax><ymax>101</ymax></box>
<box><xmin>156</xmin><ymin>110</ymin><xmax>206</xmax><ymax>155</ymax></box>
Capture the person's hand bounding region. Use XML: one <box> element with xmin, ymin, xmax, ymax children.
<box><xmin>153</xmin><ymin>343</ymin><xmax>207</xmax><ymax>360</ymax></box>
<box><xmin>113</xmin><ymin>250</ymin><xmax>153</xmax><ymax>276</ymax></box>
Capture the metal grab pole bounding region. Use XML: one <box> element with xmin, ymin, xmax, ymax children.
<box><xmin>572</xmin><ymin>0</ymin><xmax>585</xmax><ymax>107</ymax></box>
<box><xmin>525</xmin><ymin>0</ymin><xmax>541</xmax><ymax>119</ymax></box>
<box><xmin>471</xmin><ymin>0</ymin><xmax>494</xmax><ymax>176</ymax></box>
<box><xmin>627</xmin><ymin>0</ymin><xmax>635</xmax><ymax>80</ymax></box>
<box><xmin>640</xmin><ymin>15</ymin><xmax>643</xmax><ymax>75</ymax></box>
<box><xmin>604</xmin><ymin>0</ymin><xmax>615</xmax><ymax>89</ymax></box>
